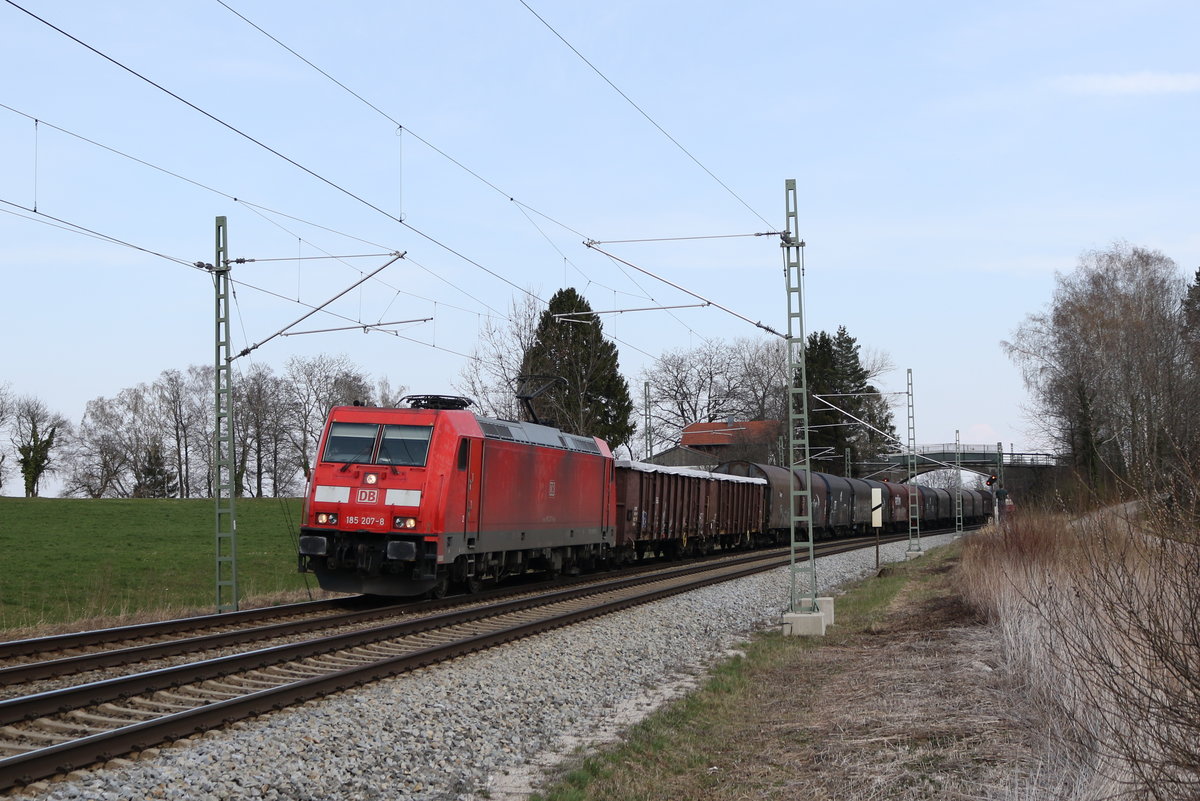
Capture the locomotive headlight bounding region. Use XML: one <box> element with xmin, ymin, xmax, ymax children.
<box><xmin>394</xmin><ymin>516</ymin><xmax>417</xmax><ymax>529</ymax></box>
<box><xmin>316</xmin><ymin>513</ymin><xmax>339</xmax><ymax>525</ymax></box>
<box><xmin>364</xmin><ymin>473</ymin><xmax>379</xmax><ymax>485</ymax></box>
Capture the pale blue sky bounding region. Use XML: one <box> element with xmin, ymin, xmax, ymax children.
<box><xmin>2</xmin><ymin>1</ymin><xmax>1198</xmax><ymax>493</ymax></box>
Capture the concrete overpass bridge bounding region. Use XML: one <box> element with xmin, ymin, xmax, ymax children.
<box><xmin>869</xmin><ymin>443</ymin><xmax>1059</xmax><ymax>482</ymax></box>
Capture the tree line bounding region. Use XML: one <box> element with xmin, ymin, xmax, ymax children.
<box><xmin>0</xmin><ymin>354</ymin><xmax>403</xmax><ymax>499</ymax></box>
<box><xmin>1</xmin><ymin>286</ymin><xmax>898</xmax><ymax>498</ymax></box>
<box><xmin>461</xmin><ymin>288</ymin><xmax>897</xmax><ymax>473</ymax></box>
<box><xmin>1005</xmin><ymin>241</ymin><xmax>1200</xmax><ymax>511</ymax></box>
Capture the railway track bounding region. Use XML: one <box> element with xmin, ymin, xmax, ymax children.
<box><xmin>0</xmin><ymin>532</ymin><xmax>938</xmax><ymax>791</ymax></box>
<box><xmin>0</xmin><ymin>548</ymin><xmax>792</xmax><ymax>695</ymax></box>
<box><xmin>2</xmin><ymin>538</ymin><xmax>825</xmax><ymax>684</ymax></box>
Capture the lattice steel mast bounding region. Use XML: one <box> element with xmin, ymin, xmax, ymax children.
<box><xmin>213</xmin><ymin>217</ymin><xmax>238</xmax><ymax>612</ymax></box>
<box><xmin>954</xmin><ymin>429</ymin><xmax>964</xmax><ymax>533</ymax></box>
<box><xmin>906</xmin><ymin>368</ymin><xmax>921</xmax><ymax>554</ymax></box>
<box><xmin>782</xmin><ymin>179</ymin><xmax>817</xmax><ymax>614</ymax></box>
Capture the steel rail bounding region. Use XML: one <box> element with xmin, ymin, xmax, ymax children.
<box><xmin>0</xmin><ymin>550</ymin><xmax>801</xmax><ymax>790</ymax></box>
<box><xmin>0</xmin><ymin>598</ymin><xmax>359</xmax><ymax>660</ymax></box>
<box><xmin>0</xmin><ymin>530</ymin><xmax>971</xmax><ymax>791</ymax></box>
<box><xmin>0</xmin><ymin>540</ymin><xmax>807</xmax><ymax>667</ymax></box>
<box><xmin>2</xmin><ymin>527</ymin><xmax>969</xmax><ymax>685</ymax></box>
<box><xmin>0</xmin><ymin>547</ymin><xmax>811</xmax><ymax>725</ymax></box>
<box><xmin>0</xmin><ymin>545</ymin><xmax>810</xmax><ymax>685</ymax></box>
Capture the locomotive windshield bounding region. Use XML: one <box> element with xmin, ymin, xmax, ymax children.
<box><xmin>378</xmin><ymin>425</ymin><xmax>432</xmax><ymax>465</ymax></box>
<box><xmin>321</xmin><ymin>422</ymin><xmax>433</xmax><ymax>467</ymax></box>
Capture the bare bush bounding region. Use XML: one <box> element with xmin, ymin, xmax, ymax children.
<box><xmin>959</xmin><ymin>508</ymin><xmax>1200</xmax><ymax>800</ymax></box>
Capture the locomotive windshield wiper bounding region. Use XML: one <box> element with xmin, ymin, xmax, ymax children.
<box><xmin>338</xmin><ymin>443</ymin><xmax>375</xmax><ymax>472</ymax></box>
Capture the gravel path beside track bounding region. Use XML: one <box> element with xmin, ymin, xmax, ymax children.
<box><xmin>8</xmin><ymin>535</ymin><xmax>953</xmax><ymax>801</ymax></box>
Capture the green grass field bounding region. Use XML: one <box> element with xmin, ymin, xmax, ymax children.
<box><xmin>0</xmin><ymin>496</ymin><xmax>322</xmax><ymax>631</ymax></box>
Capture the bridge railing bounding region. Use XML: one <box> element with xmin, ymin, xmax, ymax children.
<box><xmin>878</xmin><ymin>446</ymin><xmax>1062</xmax><ymax>467</ymax></box>
<box><xmin>914</xmin><ymin>443</ymin><xmax>997</xmax><ymax>455</ymax></box>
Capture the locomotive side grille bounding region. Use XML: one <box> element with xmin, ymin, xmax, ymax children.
<box><xmin>476</xmin><ymin>416</ymin><xmax>603</xmax><ymax>455</ymax></box>
<box><xmin>479</xmin><ymin>421</ymin><xmax>516</xmax><ymax>440</ymax></box>
<box><xmin>564</xmin><ymin>434</ymin><xmax>601</xmax><ymax>454</ymax></box>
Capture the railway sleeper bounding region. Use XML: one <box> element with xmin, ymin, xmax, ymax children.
<box><xmin>32</xmin><ymin>717</ymin><xmax>107</xmax><ymax>735</ymax></box>
<box><xmin>153</xmin><ymin>690</ymin><xmax>211</xmax><ymax>707</ymax></box>
<box><xmin>98</xmin><ymin>703</ymin><xmax>160</xmax><ymax>720</ymax></box>
<box><xmin>140</xmin><ymin>695</ymin><xmax>202</xmax><ymax>713</ymax></box>
<box><xmin>258</xmin><ymin>665</ymin><xmax>325</xmax><ymax>680</ymax></box>
<box><xmin>300</xmin><ymin>658</ymin><xmax>367</xmax><ymax>673</ymax></box>
<box><xmin>0</xmin><ymin>725</ymin><xmax>72</xmax><ymax>745</ymax></box>
<box><xmin>343</xmin><ymin>649</ymin><xmax>383</xmax><ymax>662</ymax></box>
<box><xmin>305</xmin><ymin>654</ymin><xmax>372</xmax><ymax>668</ymax></box>
<box><xmin>354</xmin><ymin>644</ymin><xmax>406</xmax><ymax>658</ymax></box>
<box><xmin>69</xmin><ymin>709</ymin><xmax>153</xmax><ymax>728</ymax></box>
<box><xmin>202</xmin><ymin>679</ymin><xmax>269</xmax><ymax>696</ymax></box>
<box><xmin>169</xmin><ymin>685</ymin><xmax>242</xmax><ymax>701</ymax></box>
<box><xmin>215</xmin><ymin>675</ymin><xmax>285</xmax><ymax>689</ymax></box>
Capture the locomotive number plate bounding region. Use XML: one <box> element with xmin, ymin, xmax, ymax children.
<box><xmin>345</xmin><ymin>516</ymin><xmax>386</xmax><ymax>526</ymax></box>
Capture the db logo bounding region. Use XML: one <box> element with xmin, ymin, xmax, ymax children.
<box><xmin>356</xmin><ymin>489</ymin><xmax>379</xmax><ymax>504</ymax></box>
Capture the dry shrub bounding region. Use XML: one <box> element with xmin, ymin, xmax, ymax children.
<box><xmin>959</xmin><ymin>508</ymin><xmax>1200</xmax><ymax>800</ymax></box>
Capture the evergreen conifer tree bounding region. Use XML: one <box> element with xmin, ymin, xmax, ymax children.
<box><xmin>520</xmin><ymin>288</ymin><xmax>636</xmax><ymax>451</ymax></box>
<box><xmin>132</xmin><ymin>444</ymin><xmax>179</xmax><ymax>498</ymax></box>
<box><xmin>803</xmin><ymin>326</ymin><xmax>896</xmax><ymax>475</ymax></box>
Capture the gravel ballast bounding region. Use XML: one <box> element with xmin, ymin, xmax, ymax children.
<box><xmin>9</xmin><ymin>535</ymin><xmax>955</xmax><ymax>801</ymax></box>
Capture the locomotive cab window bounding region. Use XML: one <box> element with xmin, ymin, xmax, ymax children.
<box><xmin>322</xmin><ymin>422</ymin><xmax>379</xmax><ymax>464</ymax></box>
<box><xmin>456</xmin><ymin>439</ymin><xmax>470</xmax><ymax>470</ymax></box>
<box><xmin>377</xmin><ymin>425</ymin><xmax>433</xmax><ymax>466</ymax></box>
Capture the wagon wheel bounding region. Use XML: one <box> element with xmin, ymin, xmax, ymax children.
<box><xmin>428</xmin><ymin>568</ymin><xmax>451</xmax><ymax>599</ymax></box>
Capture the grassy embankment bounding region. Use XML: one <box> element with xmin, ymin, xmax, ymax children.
<box><xmin>531</xmin><ymin>510</ymin><xmax>1200</xmax><ymax>801</ymax></box>
<box><xmin>529</xmin><ymin>543</ymin><xmax>1022</xmax><ymax>801</ymax></box>
<box><xmin>0</xmin><ymin>496</ymin><xmax>322</xmax><ymax>632</ymax></box>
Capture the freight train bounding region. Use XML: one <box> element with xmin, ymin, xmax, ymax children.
<box><xmin>297</xmin><ymin>396</ymin><xmax>993</xmax><ymax>596</ymax></box>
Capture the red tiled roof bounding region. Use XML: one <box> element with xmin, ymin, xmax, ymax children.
<box><xmin>681</xmin><ymin>420</ymin><xmax>781</xmax><ymax>447</ymax></box>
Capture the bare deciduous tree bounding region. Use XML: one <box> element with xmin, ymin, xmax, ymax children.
<box><xmin>1004</xmin><ymin>242</ymin><xmax>1190</xmax><ymax>496</ymax></box>
<box><xmin>282</xmin><ymin>354</ymin><xmax>374</xmax><ymax>482</ymax></box>
<box><xmin>44</xmin><ymin>355</ymin><xmax>401</xmax><ymax>499</ymax></box>
<box><xmin>153</xmin><ymin>367</ymin><xmax>210</xmax><ymax>498</ymax></box>
<box><xmin>641</xmin><ymin>339</ymin><xmax>745</xmax><ymax>453</ymax></box>
<box><xmin>63</xmin><ymin>396</ymin><xmax>133</xmax><ymax>498</ymax></box>
<box><xmin>642</xmin><ymin>331</ymin><xmax>896</xmax><ymax>472</ymax></box>
<box><xmin>237</xmin><ymin>363</ymin><xmax>300</xmax><ymax>497</ymax></box>
<box><xmin>375</xmin><ymin>377</ymin><xmax>409</xmax><ymax>409</ymax></box>
<box><xmin>730</xmin><ymin>337</ymin><xmax>788</xmax><ymax>422</ymax></box>
<box><xmin>455</xmin><ymin>294</ymin><xmax>541</xmax><ymax>420</ymax></box>
<box><xmin>0</xmin><ymin>382</ymin><xmax>12</xmax><ymax>492</ymax></box>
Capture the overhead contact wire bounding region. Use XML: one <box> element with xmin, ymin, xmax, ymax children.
<box><xmin>215</xmin><ymin>0</ymin><xmax>772</xmax><ymax>346</ymax></box>
<box><xmin>4</xmin><ymin>1</ymin><xmax>399</xmax><ymax>219</ymax></box>
<box><xmin>585</xmin><ymin>241</ymin><xmax>784</xmax><ymax>339</ymax></box>
<box><xmin>8</xmin><ymin>0</ymin><xmax>541</xmax><ymax>305</ymax></box>
<box><xmin>518</xmin><ymin>0</ymin><xmax>774</xmax><ymax>229</ymax></box>
<box><xmin>0</xmin><ymin>197</ymin><xmax>198</xmax><ymax>269</ymax></box>
<box><xmin>215</xmin><ymin>0</ymin><xmax>588</xmax><ymax>243</ymax></box>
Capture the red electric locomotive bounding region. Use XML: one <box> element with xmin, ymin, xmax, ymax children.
<box><xmin>298</xmin><ymin>396</ymin><xmax>993</xmax><ymax>598</ymax></box>
<box><xmin>298</xmin><ymin>396</ymin><xmax>615</xmax><ymax>597</ymax></box>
